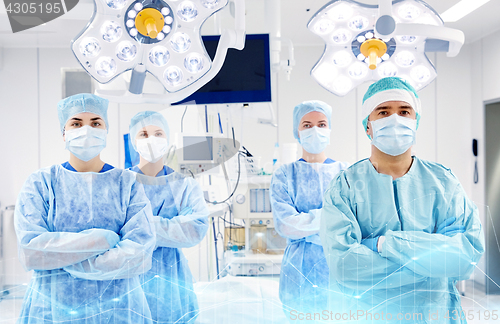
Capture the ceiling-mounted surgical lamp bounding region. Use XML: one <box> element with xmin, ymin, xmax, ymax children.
<box><xmin>308</xmin><ymin>0</ymin><xmax>465</xmax><ymax>96</ymax></box>
<box><xmin>71</xmin><ymin>0</ymin><xmax>245</xmax><ymax>104</ymax></box>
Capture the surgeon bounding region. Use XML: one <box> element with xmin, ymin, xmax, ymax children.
<box><xmin>128</xmin><ymin>111</ymin><xmax>209</xmax><ymax>324</ymax></box>
<box><xmin>14</xmin><ymin>93</ymin><xmax>156</xmax><ymax>324</ymax></box>
<box><xmin>270</xmin><ymin>101</ymin><xmax>349</xmax><ymax>321</ymax></box>
<box><xmin>320</xmin><ymin>77</ymin><xmax>485</xmax><ymax>323</ymax></box>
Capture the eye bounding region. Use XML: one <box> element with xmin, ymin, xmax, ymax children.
<box><xmin>378</xmin><ymin>111</ymin><xmax>388</xmax><ymax>116</ymax></box>
<box><xmin>71</xmin><ymin>122</ymin><xmax>81</xmax><ymax>127</ymax></box>
<box><xmin>92</xmin><ymin>121</ymin><xmax>101</xmax><ymax>127</ymax></box>
<box><xmin>303</xmin><ymin>124</ymin><xmax>311</xmax><ymax>128</ymax></box>
<box><xmin>155</xmin><ymin>132</ymin><xmax>163</xmax><ymax>137</ymax></box>
<box><xmin>319</xmin><ymin>123</ymin><xmax>327</xmax><ymax>128</ymax></box>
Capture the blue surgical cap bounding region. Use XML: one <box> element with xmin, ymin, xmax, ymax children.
<box><xmin>57</xmin><ymin>93</ymin><xmax>109</xmax><ymax>134</ymax></box>
<box><xmin>361</xmin><ymin>77</ymin><xmax>421</xmax><ymax>134</ymax></box>
<box><xmin>292</xmin><ymin>100</ymin><xmax>332</xmax><ymax>140</ymax></box>
<box><xmin>129</xmin><ymin>111</ymin><xmax>170</xmax><ymax>149</ymax></box>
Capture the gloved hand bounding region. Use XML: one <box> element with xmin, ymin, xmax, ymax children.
<box><xmin>435</xmin><ymin>217</ymin><xmax>465</xmax><ymax>237</ymax></box>
<box><xmin>361</xmin><ymin>237</ymin><xmax>379</xmax><ymax>252</ymax></box>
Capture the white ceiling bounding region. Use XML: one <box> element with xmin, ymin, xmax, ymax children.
<box><xmin>1</xmin><ymin>0</ymin><xmax>500</xmax><ymax>48</ymax></box>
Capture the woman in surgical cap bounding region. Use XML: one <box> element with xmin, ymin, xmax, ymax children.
<box><xmin>269</xmin><ymin>101</ymin><xmax>349</xmax><ymax>320</ymax></box>
<box><xmin>14</xmin><ymin>93</ymin><xmax>156</xmax><ymax>324</ymax></box>
<box><xmin>128</xmin><ymin>111</ymin><xmax>209</xmax><ymax>324</ymax></box>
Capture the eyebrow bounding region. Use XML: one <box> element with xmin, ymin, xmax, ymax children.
<box><xmin>374</xmin><ymin>105</ymin><xmax>413</xmax><ymax>110</ymax></box>
<box><xmin>302</xmin><ymin>120</ymin><xmax>327</xmax><ymax>124</ymax></box>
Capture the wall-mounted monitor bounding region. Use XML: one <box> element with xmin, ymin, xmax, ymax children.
<box><xmin>173</xmin><ymin>34</ymin><xmax>272</xmax><ymax>105</ymax></box>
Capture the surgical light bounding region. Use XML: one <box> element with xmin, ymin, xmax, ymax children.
<box><xmin>80</xmin><ymin>38</ymin><xmax>101</xmax><ymax>57</ymax></box>
<box><xmin>149</xmin><ymin>46</ymin><xmax>170</xmax><ymax>66</ymax></box>
<box><xmin>96</xmin><ymin>57</ymin><xmax>117</xmax><ymax>77</ymax></box>
<box><xmin>71</xmin><ymin>0</ymin><xmax>246</xmax><ymax>103</ymax></box>
<box><xmin>116</xmin><ymin>42</ymin><xmax>137</xmax><ymax>61</ymax></box>
<box><xmin>308</xmin><ymin>0</ymin><xmax>465</xmax><ymax>96</ymax></box>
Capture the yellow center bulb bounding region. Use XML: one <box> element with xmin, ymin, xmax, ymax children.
<box><xmin>360</xmin><ymin>39</ymin><xmax>387</xmax><ymax>70</ymax></box>
<box><xmin>135</xmin><ymin>8</ymin><xmax>164</xmax><ymax>39</ymax></box>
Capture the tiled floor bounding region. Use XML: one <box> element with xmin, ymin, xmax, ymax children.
<box><xmin>2</xmin><ymin>281</ymin><xmax>500</xmax><ymax>323</ymax></box>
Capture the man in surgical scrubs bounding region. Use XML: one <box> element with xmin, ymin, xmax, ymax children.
<box><xmin>320</xmin><ymin>77</ymin><xmax>484</xmax><ymax>323</ymax></box>
<box><xmin>14</xmin><ymin>94</ymin><xmax>156</xmax><ymax>324</ymax></box>
<box><xmin>129</xmin><ymin>111</ymin><xmax>209</xmax><ymax>324</ymax></box>
<box><xmin>270</xmin><ymin>100</ymin><xmax>349</xmax><ymax>321</ymax></box>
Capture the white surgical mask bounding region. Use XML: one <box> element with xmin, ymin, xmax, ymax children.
<box><xmin>370</xmin><ymin>114</ymin><xmax>416</xmax><ymax>156</ymax></box>
<box><xmin>299</xmin><ymin>127</ymin><xmax>331</xmax><ymax>154</ymax></box>
<box><xmin>65</xmin><ymin>126</ymin><xmax>107</xmax><ymax>162</ymax></box>
<box><xmin>136</xmin><ymin>137</ymin><xmax>169</xmax><ymax>163</ymax></box>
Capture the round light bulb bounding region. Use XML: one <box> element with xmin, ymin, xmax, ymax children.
<box><xmin>134</xmin><ymin>3</ymin><xmax>143</xmax><ymax>11</ymax></box>
<box><xmin>328</xmin><ymin>3</ymin><xmax>353</xmax><ymax>21</ymax></box>
<box><xmin>348</xmin><ymin>16</ymin><xmax>369</xmax><ymax>31</ymax></box>
<box><xmin>348</xmin><ymin>62</ymin><xmax>368</xmax><ymax>79</ymax></box>
<box><xmin>129</xmin><ymin>28</ymin><xmax>138</xmax><ymax>37</ymax></box>
<box><xmin>177</xmin><ymin>1</ymin><xmax>198</xmax><ymax>22</ymax></box>
<box><xmin>332</xmin><ymin>51</ymin><xmax>352</xmax><ymax>67</ymax></box>
<box><xmin>395</xmin><ymin>51</ymin><xmax>416</xmax><ymax>67</ymax></box>
<box><xmin>79</xmin><ymin>37</ymin><xmax>101</xmax><ymax>57</ymax></box>
<box><xmin>149</xmin><ymin>46</ymin><xmax>170</xmax><ymax>67</ymax></box>
<box><xmin>331</xmin><ymin>76</ymin><xmax>353</xmax><ymax>95</ymax></box>
<box><xmin>201</xmin><ymin>0</ymin><xmax>219</xmax><ymax>9</ymax></box>
<box><xmin>357</xmin><ymin>54</ymin><xmax>365</xmax><ymax>61</ymax></box>
<box><xmin>332</xmin><ymin>29</ymin><xmax>351</xmax><ymax>44</ymax></box>
<box><xmin>156</xmin><ymin>32</ymin><xmax>165</xmax><ymax>41</ymax></box>
<box><xmin>398</xmin><ymin>4</ymin><xmax>420</xmax><ymax>20</ymax></box>
<box><xmin>101</xmin><ymin>21</ymin><xmax>122</xmax><ymax>43</ymax></box>
<box><xmin>116</xmin><ymin>41</ymin><xmax>137</xmax><ymax>62</ymax></box>
<box><xmin>398</xmin><ymin>35</ymin><xmax>417</xmax><ymax>44</ymax></box>
<box><xmin>165</xmin><ymin>16</ymin><xmax>173</xmax><ymax>24</ymax></box>
<box><xmin>95</xmin><ymin>57</ymin><xmax>117</xmax><ymax>77</ymax></box>
<box><xmin>411</xmin><ymin>65</ymin><xmax>431</xmax><ymax>83</ymax></box>
<box><xmin>126</xmin><ymin>19</ymin><xmax>134</xmax><ymax>28</ymax></box>
<box><xmin>164</xmin><ymin>66</ymin><xmax>183</xmax><ymax>85</ymax></box>
<box><xmin>163</xmin><ymin>25</ymin><xmax>171</xmax><ymax>34</ymax></box>
<box><xmin>313</xmin><ymin>19</ymin><xmax>334</xmax><ymax>35</ymax></box>
<box><xmin>105</xmin><ymin>0</ymin><xmax>127</xmax><ymax>10</ymax></box>
<box><xmin>365</xmin><ymin>31</ymin><xmax>374</xmax><ymax>39</ymax></box>
<box><xmin>128</xmin><ymin>10</ymin><xmax>137</xmax><ymax>19</ymax></box>
<box><xmin>381</xmin><ymin>53</ymin><xmax>390</xmax><ymax>61</ymax></box>
<box><xmin>184</xmin><ymin>53</ymin><xmax>205</xmax><ymax>73</ymax></box>
<box><xmin>170</xmin><ymin>33</ymin><xmax>191</xmax><ymax>53</ymax></box>
<box><xmin>161</xmin><ymin>7</ymin><xmax>170</xmax><ymax>16</ymax></box>
<box><xmin>378</xmin><ymin>62</ymin><xmax>398</xmax><ymax>78</ymax></box>
<box><xmin>357</xmin><ymin>35</ymin><xmax>366</xmax><ymax>43</ymax></box>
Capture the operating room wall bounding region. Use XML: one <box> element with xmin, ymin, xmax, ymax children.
<box><xmin>0</xmin><ymin>41</ymin><xmax>481</xmax><ymax>283</ymax></box>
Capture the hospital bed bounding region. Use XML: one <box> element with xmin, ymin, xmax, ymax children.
<box><xmin>194</xmin><ymin>275</ymin><xmax>288</xmax><ymax>324</ymax></box>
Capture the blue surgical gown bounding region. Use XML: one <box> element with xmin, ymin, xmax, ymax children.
<box><xmin>320</xmin><ymin>157</ymin><xmax>485</xmax><ymax>323</ymax></box>
<box><xmin>270</xmin><ymin>158</ymin><xmax>349</xmax><ymax>316</ymax></box>
<box><xmin>15</xmin><ymin>163</ymin><xmax>156</xmax><ymax>324</ymax></box>
<box><xmin>130</xmin><ymin>165</ymin><xmax>209</xmax><ymax>324</ymax></box>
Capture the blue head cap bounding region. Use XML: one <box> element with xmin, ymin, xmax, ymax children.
<box><xmin>292</xmin><ymin>100</ymin><xmax>332</xmax><ymax>140</ymax></box>
<box><xmin>361</xmin><ymin>77</ymin><xmax>421</xmax><ymax>135</ymax></box>
<box><xmin>129</xmin><ymin>111</ymin><xmax>170</xmax><ymax>150</ymax></box>
<box><xmin>57</xmin><ymin>93</ymin><xmax>109</xmax><ymax>134</ymax></box>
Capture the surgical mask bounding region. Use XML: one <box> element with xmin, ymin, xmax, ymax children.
<box><xmin>65</xmin><ymin>126</ymin><xmax>107</xmax><ymax>162</ymax></box>
<box><xmin>136</xmin><ymin>137</ymin><xmax>169</xmax><ymax>163</ymax></box>
<box><xmin>299</xmin><ymin>127</ymin><xmax>331</xmax><ymax>154</ymax></box>
<box><xmin>370</xmin><ymin>114</ymin><xmax>416</xmax><ymax>156</ymax></box>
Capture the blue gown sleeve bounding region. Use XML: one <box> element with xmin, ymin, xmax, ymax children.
<box><xmin>154</xmin><ymin>178</ymin><xmax>209</xmax><ymax>248</ymax></box>
<box><xmin>320</xmin><ymin>173</ymin><xmax>427</xmax><ymax>291</ymax></box>
<box><xmin>380</xmin><ymin>183</ymin><xmax>485</xmax><ymax>279</ymax></box>
<box><xmin>63</xmin><ymin>180</ymin><xmax>156</xmax><ymax>280</ymax></box>
<box><xmin>15</xmin><ymin>171</ymin><xmax>121</xmax><ymax>271</ymax></box>
<box><xmin>270</xmin><ymin>168</ymin><xmax>321</xmax><ymax>240</ymax></box>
